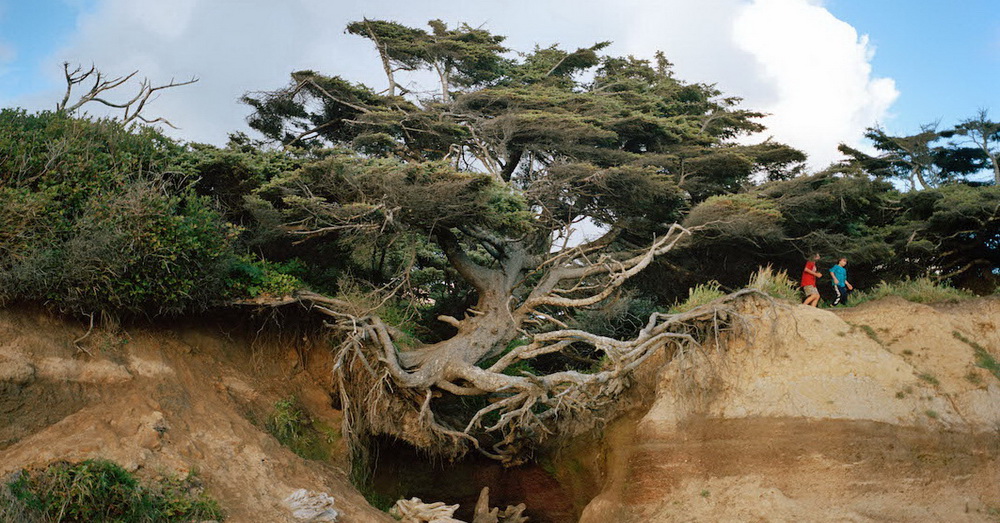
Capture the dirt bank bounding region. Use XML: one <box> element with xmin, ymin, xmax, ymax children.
<box><xmin>579</xmin><ymin>297</ymin><xmax>1000</xmax><ymax>522</ymax></box>
<box><xmin>0</xmin><ymin>308</ymin><xmax>389</xmax><ymax>523</ymax></box>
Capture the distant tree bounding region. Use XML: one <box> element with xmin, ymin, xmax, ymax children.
<box><xmin>839</xmin><ymin>123</ymin><xmax>986</xmax><ymax>190</ymax></box>
<box><xmin>943</xmin><ymin>109</ymin><xmax>1000</xmax><ymax>185</ymax></box>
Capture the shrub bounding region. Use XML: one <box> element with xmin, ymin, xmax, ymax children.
<box><xmin>0</xmin><ymin>110</ymin><xmax>242</xmax><ymax>316</ymax></box>
<box><xmin>225</xmin><ymin>256</ymin><xmax>304</xmax><ymax>299</ymax></box>
<box><xmin>5</xmin><ymin>460</ymin><xmax>223</xmax><ymax>522</ymax></box>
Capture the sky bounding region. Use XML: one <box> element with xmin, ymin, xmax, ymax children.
<box><xmin>0</xmin><ymin>0</ymin><xmax>997</xmax><ymax>170</ymax></box>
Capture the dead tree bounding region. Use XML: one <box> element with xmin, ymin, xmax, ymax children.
<box><xmin>56</xmin><ymin>62</ymin><xmax>197</xmax><ymax>128</ymax></box>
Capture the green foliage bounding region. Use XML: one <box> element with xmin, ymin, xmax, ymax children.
<box><xmin>5</xmin><ymin>460</ymin><xmax>223</xmax><ymax>522</ymax></box>
<box><xmin>0</xmin><ymin>110</ymin><xmax>241</xmax><ymax>316</ymax></box>
<box><xmin>840</xmin><ymin>123</ymin><xmax>988</xmax><ymax>190</ymax></box>
<box><xmin>850</xmin><ymin>278</ymin><xmax>974</xmax><ymax>306</ymax></box>
<box><xmin>226</xmin><ymin>256</ymin><xmax>304</xmax><ymax>299</ymax></box>
<box><xmin>685</xmin><ymin>194</ymin><xmax>783</xmax><ymax>243</ymax></box>
<box><xmin>568</xmin><ymin>292</ymin><xmax>665</xmax><ymax>340</ymax></box>
<box><xmin>266</xmin><ymin>397</ymin><xmax>338</xmax><ymax>461</ymax></box>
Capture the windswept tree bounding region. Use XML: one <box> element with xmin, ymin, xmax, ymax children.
<box><xmin>243</xmin><ymin>19</ymin><xmax>803</xmax><ymax>462</ymax></box>
<box><xmin>944</xmin><ymin>109</ymin><xmax>1000</xmax><ymax>185</ymax></box>
<box><xmin>839</xmin><ymin>124</ymin><xmax>986</xmax><ymax>190</ymax></box>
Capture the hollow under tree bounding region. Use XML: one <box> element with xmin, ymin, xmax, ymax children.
<box><xmin>243</xmin><ymin>19</ymin><xmax>804</xmax><ymax>463</ymax></box>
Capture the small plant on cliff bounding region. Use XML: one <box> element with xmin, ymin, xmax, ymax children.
<box><xmin>5</xmin><ymin>459</ymin><xmax>223</xmax><ymax>522</ymax></box>
<box><xmin>953</xmin><ymin>331</ymin><xmax>1000</xmax><ymax>382</ymax></box>
<box><xmin>670</xmin><ymin>282</ymin><xmax>726</xmax><ymax>313</ymax></box>
<box><xmin>266</xmin><ymin>397</ymin><xmax>337</xmax><ymax>461</ymax></box>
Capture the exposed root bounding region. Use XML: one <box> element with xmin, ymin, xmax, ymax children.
<box><xmin>284</xmin><ymin>287</ymin><xmax>779</xmax><ymax>465</ymax></box>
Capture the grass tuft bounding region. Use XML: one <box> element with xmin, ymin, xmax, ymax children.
<box><xmin>917</xmin><ymin>373</ymin><xmax>940</xmax><ymax>386</ymax></box>
<box><xmin>670</xmin><ymin>281</ymin><xmax>725</xmax><ymax>313</ymax></box>
<box><xmin>266</xmin><ymin>397</ymin><xmax>339</xmax><ymax>461</ymax></box>
<box><xmin>953</xmin><ymin>331</ymin><xmax>1000</xmax><ymax>383</ymax></box>
<box><xmin>747</xmin><ymin>265</ymin><xmax>799</xmax><ymax>302</ymax></box>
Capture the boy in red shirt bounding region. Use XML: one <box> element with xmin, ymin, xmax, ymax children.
<box><xmin>801</xmin><ymin>253</ymin><xmax>822</xmax><ymax>307</ymax></box>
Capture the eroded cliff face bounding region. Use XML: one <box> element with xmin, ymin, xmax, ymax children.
<box><xmin>2</xmin><ymin>298</ymin><xmax>999</xmax><ymax>522</ymax></box>
<box><xmin>0</xmin><ymin>308</ymin><xmax>390</xmax><ymax>523</ymax></box>
<box><xmin>579</xmin><ymin>297</ymin><xmax>1000</xmax><ymax>522</ymax></box>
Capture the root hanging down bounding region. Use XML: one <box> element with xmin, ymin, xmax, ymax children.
<box><xmin>292</xmin><ymin>288</ymin><xmax>774</xmax><ymax>465</ymax></box>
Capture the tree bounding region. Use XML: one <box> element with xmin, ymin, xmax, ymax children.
<box><xmin>839</xmin><ymin>124</ymin><xmax>985</xmax><ymax>190</ymax></box>
<box><xmin>944</xmin><ymin>109</ymin><xmax>1000</xmax><ymax>185</ymax></box>
<box><xmin>56</xmin><ymin>62</ymin><xmax>198</xmax><ymax>128</ymax></box>
<box><xmin>244</xmin><ymin>20</ymin><xmax>801</xmax><ymax>463</ymax></box>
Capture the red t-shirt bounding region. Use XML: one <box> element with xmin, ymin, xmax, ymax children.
<box><xmin>801</xmin><ymin>261</ymin><xmax>817</xmax><ymax>287</ymax></box>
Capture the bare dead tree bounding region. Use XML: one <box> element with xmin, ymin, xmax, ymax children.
<box><xmin>56</xmin><ymin>62</ymin><xmax>198</xmax><ymax>128</ymax></box>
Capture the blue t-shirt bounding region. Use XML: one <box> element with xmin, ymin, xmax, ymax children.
<box><xmin>830</xmin><ymin>264</ymin><xmax>847</xmax><ymax>287</ymax></box>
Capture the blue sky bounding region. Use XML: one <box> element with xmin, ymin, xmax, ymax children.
<box><xmin>0</xmin><ymin>0</ymin><xmax>997</xmax><ymax>168</ymax></box>
<box><xmin>0</xmin><ymin>0</ymin><xmax>91</xmax><ymax>99</ymax></box>
<box><xmin>824</xmin><ymin>0</ymin><xmax>1000</xmax><ymax>133</ymax></box>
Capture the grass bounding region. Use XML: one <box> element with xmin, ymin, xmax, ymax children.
<box><xmin>266</xmin><ymin>397</ymin><xmax>339</xmax><ymax>461</ymax></box>
<box><xmin>953</xmin><ymin>331</ymin><xmax>1000</xmax><ymax>383</ymax></box>
<box><xmin>848</xmin><ymin>323</ymin><xmax>883</xmax><ymax>345</ymax></box>
<box><xmin>850</xmin><ymin>277</ymin><xmax>974</xmax><ymax>306</ymax></box>
<box><xmin>670</xmin><ymin>281</ymin><xmax>725</xmax><ymax>313</ymax></box>
<box><xmin>747</xmin><ymin>265</ymin><xmax>799</xmax><ymax>302</ymax></box>
<box><xmin>917</xmin><ymin>373</ymin><xmax>940</xmax><ymax>386</ymax></box>
<box><xmin>925</xmin><ymin>410</ymin><xmax>939</xmax><ymax>419</ymax></box>
<box><xmin>2</xmin><ymin>460</ymin><xmax>223</xmax><ymax>522</ymax></box>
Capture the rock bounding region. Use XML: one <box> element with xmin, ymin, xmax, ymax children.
<box><xmin>283</xmin><ymin>489</ymin><xmax>340</xmax><ymax>522</ymax></box>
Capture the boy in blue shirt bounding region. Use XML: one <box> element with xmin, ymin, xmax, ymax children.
<box><xmin>830</xmin><ymin>257</ymin><xmax>853</xmax><ymax>306</ymax></box>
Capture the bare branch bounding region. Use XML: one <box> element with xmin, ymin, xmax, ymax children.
<box><xmin>56</xmin><ymin>62</ymin><xmax>197</xmax><ymax>128</ymax></box>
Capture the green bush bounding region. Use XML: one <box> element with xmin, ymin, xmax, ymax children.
<box><xmin>5</xmin><ymin>460</ymin><xmax>223</xmax><ymax>522</ymax></box>
<box><xmin>0</xmin><ymin>110</ymin><xmax>243</xmax><ymax>316</ymax></box>
<box><xmin>225</xmin><ymin>256</ymin><xmax>304</xmax><ymax>299</ymax></box>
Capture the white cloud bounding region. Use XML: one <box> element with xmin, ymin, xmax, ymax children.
<box><xmin>731</xmin><ymin>0</ymin><xmax>898</xmax><ymax>168</ymax></box>
<box><xmin>25</xmin><ymin>0</ymin><xmax>896</xmax><ymax>168</ymax></box>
